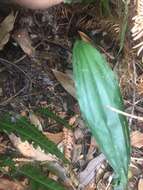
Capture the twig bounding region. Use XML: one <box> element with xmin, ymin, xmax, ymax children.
<box><xmin>0</xmin><ymin>58</ymin><xmax>32</xmax><ymax>106</ymax></box>
<box><xmin>106</xmin><ymin>105</ymin><xmax>143</xmax><ymax>121</ymax></box>
<box><xmin>14</xmin><ymin>54</ymin><xmax>27</xmax><ymax>64</ymax></box>
<box><xmin>0</xmin><ymin>87</ymin><xmax>25</xmax><ymax>106</ymax></box>
<box><xmin>0</xmin><ymin>58</ymin><xmax>31</xmax><ymax>82</ymax></box>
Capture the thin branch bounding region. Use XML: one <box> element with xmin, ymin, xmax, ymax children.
<box><xmin>106</xmin><ymin>105</ymin><xmax>143</xmax><ymax>121</ymax></box>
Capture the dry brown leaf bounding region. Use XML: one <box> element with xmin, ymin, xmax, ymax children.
<box><xmin>138</xmin><ymin>179</ymin><xmax>143</xmax><ymax>190</ymax></box>
<box><xmin>52</xmin><ymin>69</ymin><xmax>76</xmax><ymax>98</ymax></box>
<box><xmin>44</xmin><ymin>132</ymin><xmax>63</xmax><ymax>144</ymax></box>
<box><xmin>79</xmin><ymin>154</ymin><xmax>105</xmax><ymax>187</ymax></box>
<box><xmin>78</xmin><ymin>31</ymin><xmax>92</xmax><ymax>43</ymax></box>
<box><xmin>9</xmin><ymin>133</ymin><xmax>57</xmax><ymax>161</ymax></box>
<box><xmin>0</xmin><ymin>12</ymin><xmax>16</xmax><ymax>50</ymax></box>
<box><xmin>0</xmin><ymin>178</ymin><xmax>25</xmax><ymax>190</ymax></box>
<box><xmin>13</xmin><ymin>29</ymin><xmax>35</xmax><ymax>56</ymax></box>
<box><xmin>131</xmin><ymin>131</ymin><xmax>143</xmax><ymax>148</ymax></box>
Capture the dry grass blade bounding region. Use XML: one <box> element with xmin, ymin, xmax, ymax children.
<box><xmin>107</xmin><ymin>105</ymin><xmax>143</xmax><ymax>121</ymax></box>
<box><xmin>44</xmin><ymin>132</ymin><xmax>63</xmax><ymax>144</ymax></box>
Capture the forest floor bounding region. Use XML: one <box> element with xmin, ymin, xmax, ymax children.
<box><xmin>0</xmin><ymin>1</ymin><xmax>143</xmax><ymax>190</ymax></box>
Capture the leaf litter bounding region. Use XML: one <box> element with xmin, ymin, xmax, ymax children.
<box><xmin>0</xmin><ymin>1</ymin><xmax>143</xmax><ymax>190</ymax></box>
<box><xmin>0</xmin><ymin>11</ymin><xmax>17</xmax><ymax>50</ymax></box>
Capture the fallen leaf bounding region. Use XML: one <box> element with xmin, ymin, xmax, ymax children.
<box><xmin>44</xmin><ymin>132</ymin><xmax>63</xmax><ymax>144</ymax></box>
<box><xmin>79</xmin><ymin>154</ymin><xmax>106</xmax><ymax>187</ymax></box>
<box><xmin>52</xmin><ymin>69</ymin><xmax>76</xmax><ymax>98</ymax></box>
<box><xmin>13</xmin><ymin>29</ymin><xmax>35</xmax><ymax>56</ymax></box>
<box><xmin>78</xmin><ymin>31</ymin><xmax>92</xmax><ymax>43</ymax></box>
<box><xmin>138</xmin><ymin>178</ymin><xmax>143</xmax><ymax>190</ymax></box>
<box><xmin>0</xmin><ymin>178</ymin><xmax>25</xmax><ymax>190</ymax></box>
<box><xmin>9</xmin><ymin>133</ymin><xmax>57</xmax><ymax>161</ymax></box>
<box><xmin>0</xmin><ymin>12</ymin><xmax>16</xmax><ymax>50</ymax></box>
<box><xmin>131</xmin><ymin>131</ymin><xmax>143</xmax><ymax>148</ymax></box>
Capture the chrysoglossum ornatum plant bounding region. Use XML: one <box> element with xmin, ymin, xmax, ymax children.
<box><xmin>73</xmin><ymin>39</ymin><xmax>131</xmax><ymax>189</ymax></box>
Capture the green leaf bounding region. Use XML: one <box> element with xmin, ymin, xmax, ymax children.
<box><xmin>0</xmin><ymin>158</ymin><xmax>66</xmax><ymax>190</ymax></box>
<box><xmin>0</xmin><ymin>115</ymin><xmax>67</xmax><ymax>163</ymax></box>
<box><xmin>30</xmin><ymin>180</ymin><xmax>42</xmax><ymax>190</ymax></box>
<box><xmin>0</xmin><ymin>156</ymin><xmax>15</xmax><ymax>168</ymax></box>
<box><xmin>100</xmin><ymin>0</ymin><xmax>110</xmax><ymax>15</ymax></box>
<box><xmin>19</xmin><ymin>165</ymin><xmax>66</xmax><ymax>190</ymax></box>
<box><xmin>0</xmin><ymin>156</ymin><xmax>16</xmax><ymax>176</ymax></box>
<box><xmin>37</xmin><ymin>108</ymin><xmax>72</xmax><ymax>129</ymax></box>
<box><xmin>73</xmin><ymin>40</ymin><xmax>130</xmax><ymax>188</ymax></box>
<box><xmin>118</xmin><ymin>0</ymin><xmax>129</xmax><ymax>55</ymax></box>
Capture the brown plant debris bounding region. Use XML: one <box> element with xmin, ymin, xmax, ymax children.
<box><xmin>63</xmin><ymin>128</ymin><xmax>74</xmax><ymax>161</ymax></box>
<box><xmin>131</xmin><ymin>0</ymin><xmax>143</xmax><ymax>56</ymax></box>
<box><xmin>0</xmin><ymin>178</ymin><xmax>26</xmax><ymax>190</ymax></box>
<box><xmin>0</xmin><ymin>12</ymin><xmax>16</xmax><ymax>50</ymax></box>
<box><xmin>131</xmin><ymin>131</ymin><xmax>143</xmax><ymax>148</ymax></box>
